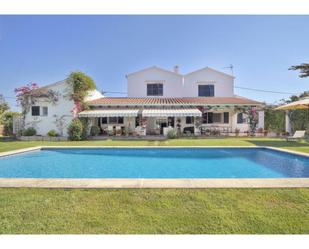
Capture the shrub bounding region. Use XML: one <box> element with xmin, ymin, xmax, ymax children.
<box><xmin>90</xmin><ymin>126</ymin><xmax>100</xmax><ymax>136</ymax></box>
<box><xmin>47</xmin><ymin>129</ymin><xmax>58</xmax><ymax>137</ymax></box>
<box><xmin>67</xmin><ymin>119</ymin><xmax>83</xmax><ymax>141</ymax></box>
<box><xmin>3</xmin><ymin>112</ymin><xmax>20</xmax><ymax>136</ymax></box>
<box><xmin>167</xmin><ymin>129</ymin><xmax>178</xmax><ymax>139</ymax></box>
<box><xmin>79</xmin><ymin>117</ymin><xmax>89</xmax><ymax>140</ymax></box>
<box><xmin>22</xmin><ymin>127</ymin><xmax>36</xmax><ymax>136</ymax></box>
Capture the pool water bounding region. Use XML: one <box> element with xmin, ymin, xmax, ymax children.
<box><xmin>0</xmin><ymin>148</ymin><xmax>308</xmax><ymax>178</ymax></box>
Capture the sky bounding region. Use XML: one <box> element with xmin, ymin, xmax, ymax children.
<box><xmin>0</xmin><ymin>15</ymin><xmax>309</xmax><ymax>111</ymax></box>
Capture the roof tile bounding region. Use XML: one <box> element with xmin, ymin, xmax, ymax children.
<box><xmin>87</xmin><ymin>97</ymin><xmax>262</xmax><ymax>106</ymax></box>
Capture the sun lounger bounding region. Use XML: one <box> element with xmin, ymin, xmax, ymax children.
<box><xmin>286</xmin><ymin>130</ymin><xmax>306</xmax><ymax>141</ymax></box>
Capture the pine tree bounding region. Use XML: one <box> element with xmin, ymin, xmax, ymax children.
<box><xmin>289</xmin><ymin>63</ymin><xmax>309</xmax><ymax>78</ymax></box>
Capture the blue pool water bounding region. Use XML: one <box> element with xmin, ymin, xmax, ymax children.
<box><xmin>0</xmin><ymin>148</ymin><xmax>308</xmax><ymax>178</ymax></box>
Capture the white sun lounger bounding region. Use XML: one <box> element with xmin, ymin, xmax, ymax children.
<box><xmin>286</xmin><ymin>130</ymin><xmax>306</xmax><ymax>141</ymax></box>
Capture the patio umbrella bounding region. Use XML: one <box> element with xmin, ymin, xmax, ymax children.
<box><xmin>275</xmin><ymin>97</ymin><xmax>309</xmax><ymax>126</ymax></box>
<box><xmin>275</xmin><ymin>97</ymin><xmax>309</xmax><ymax>111</ymax></box>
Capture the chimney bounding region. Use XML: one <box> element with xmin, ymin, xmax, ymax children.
<box><xmin>173</xmin><ymin>65</ymin><xmax>179</xmax><ymax>74</ymax></box>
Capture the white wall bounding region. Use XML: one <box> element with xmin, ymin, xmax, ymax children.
<box><xmin>24</xmin><ymin>81</ymin><xmax>75</xmax><ymax>136</ymax></box>
<box><xmin>184</xmin><ymin>68</ymin><xmax>234</xmax><ymax>97</ymax></box>
<box><xmin>24</xmin><ymin>81</ymin><xmax>105</xmax><ymax>136</ymax></box>
<box><xmin>127</xmin><ymin>67</ymin><xmax>183</xmax><ymax>97</ymax></box>
<box><xmin>127</xmin><ymin>66</ymin><xmax>235</xmax><ymax>98</ymax></box>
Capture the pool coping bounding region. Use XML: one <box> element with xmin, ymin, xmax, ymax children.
<box><xmin>0</xmin><ymin>145</ymin><xmax>308</xmax><ymax>188</ymax></box>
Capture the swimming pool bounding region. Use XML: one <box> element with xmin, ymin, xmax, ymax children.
<box><xmin>0</xmin><ymin>147</ymin><xmax>308</xmax><ymax>179</ymax></box>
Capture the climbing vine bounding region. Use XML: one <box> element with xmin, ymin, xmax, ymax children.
<box><xmin>66</xmin><ymin>71</ymin><xmax>96</xmax><ymax>116</ymax></box>
<box><xmin>235</xmin><ymin>106</ymin><xmax>259</xmax><ymax>133</ymax></box>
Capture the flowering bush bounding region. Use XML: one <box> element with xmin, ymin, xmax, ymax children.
<box><xmin>67</xmin><ymin>119</ymin><xmax>83</xmax><ymax>141</ymax></box>
<box><xmin>247</xmin><ymin>107</ymin><xmax>259</xmax><ymax>133</ymax></box>
<box><xmin>15</xmin><ymin>83</ymin><xmax>39</xmax><ymax>113</ymax></box>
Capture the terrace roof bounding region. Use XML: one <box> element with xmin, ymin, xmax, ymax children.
<box><xmin>87</xmin><ymin>97</ymin><xmax>262</xmax><ymax>107</ymax></box>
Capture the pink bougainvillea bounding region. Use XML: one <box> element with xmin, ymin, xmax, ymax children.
<box><xmin>247</xmin><ymin>106</ymin><xmax>259</xmax><ymax>133</ymax></box>
<box><xmin>14</xmin><ymin>83</ymin><xmax>39</xmax><ymax>100</ymax></box>
<box><xmin>71</xmin><ymin>101</ymin><xmax>83</xmax><ymax>118</ymax></box>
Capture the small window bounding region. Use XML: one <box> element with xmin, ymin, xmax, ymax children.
<box><xmin>101</xmin><ymin>117</ymin><xmax>107</xmax><ymax>124</ymax></box>
<box><xmin>213</xmin><ymin>113</ymin><xmax>222</xmax><ymax>123</ymax></box>
<box><xmin>42</xmin><ymin>107</ymin><xmax>48</xmax><ymax>116</ymax></box>
<box><xmin>31</xmin><ymin>106</ymin><xmax>40</xmax><ymax>116</ymax></box>
<box><xmin>237</xmin><ymin>113</ymin><xmax>244</xmax><ymax>124</ymax></box>
<box><xmin>223</xmin><ymin>112</ymin><xmax>229</xmax><ymax>124</ymax></box>
<box><xmin>198</xmin><ymin>85</ymin><xmax>214</xmax><ymax>97</ymax></box>
<box><xmin>186</xmin><ymin>116</ymin><xmax>194</xmax><ymax>124</ymax></box>
<box><xmin>147</xmin><ymin>84</ymin><xmax>163</xmax><ymax>96</ymax></box>
<box><xmin>118</xmin><ymin>117</ymin><xmax>124</xmax><ymax>124</ymax></box>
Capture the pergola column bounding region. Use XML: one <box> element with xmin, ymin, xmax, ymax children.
<box><xmin>257</xmin><ymin>111</ymin><xmax>264</xmax><ymax>129</ymax></box>
<box><xmin>285</xmin><ymin>110</ymin><xmax>292</xmax><ymax>134</ymax></box>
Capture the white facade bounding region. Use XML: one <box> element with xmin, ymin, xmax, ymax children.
<box><xmin>127</xmin><ymin>67</ymin><xmax>183</xmax><ymax>97</ymax></box>
<box><xmin>24</xmin><ymin>80</ymin><xmax>103</xmax><ymax>136</ymax></box>
<box><xmin>183</xmin><ymin>67</ymin><xmax>234</xmax><ymax>97</ymax></box>
<box><xmin>127</xmin><ymin>66</ymin><xmax>234</xmax><ymax>98</ymax></box>
<box><xmin>21</xmin><ymin>65</ymin><xmax>264</xmax><ymax>137</ymax></box>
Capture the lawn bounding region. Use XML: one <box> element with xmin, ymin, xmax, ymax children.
<box><xmin>0</xmin><ymin>188</ymin><xmax>308</xmax><ymax>234</ymax></box>
<box><xmin>1</xmin><ymin>137</ymin><xmax>309</xmax><ymax>154</ymax></box>
<box><xmin>0</xmin><ymin>138</ymin><xmax>308</xmax><ymax>234</ymax></box>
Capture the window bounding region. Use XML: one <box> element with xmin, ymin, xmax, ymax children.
<box><xmin>42</xmin><ymin>107</ymin><xmax>48</xmax><ymax>116</ymax></box>
<box><xmin>198</xmin><ymin>85</ymin><xmax>214</xmax><ymax>97</ymax></box>
<box><xmin>147</xmin><ymin>84</ymin><xmax>163</xmax><ymax>96</ymax></box>
<box><xmin>101</xmin><ymin>117</ymin><xmax>107</xmax><ymax>124</ymax></box>
<box><xmin>108</xmin><ymin>117</ymin><xmax>118</xmax><ymax>123</ymax></box>
<box><xmin>168</xmin><ymin>117</ymin><xmax>175</xmax><ymax>127</ymax></box>
<box><xmin>135</xmin><ymin>116</ymin><xmax>140</xmax><ymax>127</ymax></box>
<box><xmin>213</xmin><ymin>113</ymin><xmax>222</xmax><ymax>123</ymax></box>
<box><xmin>31</xmin><ymin>106</ymin><xmax>40</xmax><ymax>116</ymax></box>
<box><xmin>108</xmin><ymin>117</ymin><xmax>124</xmax><ymax>124</ymax></box>
<box><xmin>186</xmin><ymin>116</ymin><xmax>194</xmax><ymax>124</ymax></box>
<box><xmin>237</xmin><ymin>113</ymin><xmax>244</xmax><ymax>124</ymax></box>
<box><xmin>202</xmin><ymin>112</ymin><xmax>213</xmax><ymax>124</ymax></box>
<box><xmin>118</xmin><ymin>117</ymin><xmax>124</xmax><ymax>124</ymax></box>
<box><xmin>223</xmin><ymin>112</ymin><xmax>229</xmax><ymax>124</ymax></box>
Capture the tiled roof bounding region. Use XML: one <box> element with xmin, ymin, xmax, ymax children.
<box><xmin>87</xmin><ymin>97</ymin><xmax>262</xmax><ymax>106</ymax></box>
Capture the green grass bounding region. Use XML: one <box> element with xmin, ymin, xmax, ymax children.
<box><xmin>0</xmin><ymin>188</ymin><xmax>308</xmax><ymax>234</ymax></box>
<box><xmin>0</xmin><ymin>138</ymin><xmax>308</xmax><ymax>234</ymax></box>
<box><xmin>0</xmin><ymin>137</ymin><xmax>309</xmax><ymax>154</ymax></box>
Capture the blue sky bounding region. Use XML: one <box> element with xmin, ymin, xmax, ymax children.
<box><xmin>0</xmin><ymin>15</ymin><xmax>308</xmax><ymax>110</ymax></box>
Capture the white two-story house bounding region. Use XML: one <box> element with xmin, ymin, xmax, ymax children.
<box><xmin>79</xmin><ymin>66</ymin><xmax>264</xmax><ymax>136</ymax></box>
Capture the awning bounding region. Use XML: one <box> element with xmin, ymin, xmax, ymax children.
<box><xmin>78</xmin><ymin>109</ymin><xmax>139</xmax><ymax>117</ymax></box>
<box><xmin>142</xmin><ymin>108</ymin><xmax>202</xmax><ymax>117</ymax></box>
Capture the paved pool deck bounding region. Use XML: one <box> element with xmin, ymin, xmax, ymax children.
<box><xmin>0</xmin><ymin>146</ymin><xmax>308</xmax><ymax>189</ymax></box>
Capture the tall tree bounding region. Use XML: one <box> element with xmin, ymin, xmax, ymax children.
<box><xmin>289</xmin><ymin>63</ymin><xmax>309</xmax><ymax>78</ymax></box>
<box><xmin>0</xmin><ymin>94</ymin><xmax>9</xmax><ymax>124</ymax></box>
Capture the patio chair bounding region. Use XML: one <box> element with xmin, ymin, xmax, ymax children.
<box><xmin>107</xmin><ymin>125</ymin><xmax>114</xmax><ymax>136</ymax></box>
<box><xmin>286</xmin><ymin>130</ymin><xmax>306</xmax><ymax>141</ymax></box>
<box><xmin>135</xmin><ymin>126</ymin><xmax>146</xmax><ymax>136</ymax></box>
<box><xmin>115</xmin><ymin>126</ymin><xmax>122</xmax><ymax>136</ymax></box>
